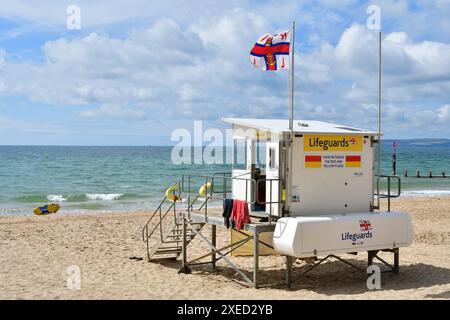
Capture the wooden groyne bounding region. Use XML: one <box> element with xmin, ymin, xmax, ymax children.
<box><xmin>403</xmin><ymin>170</ymin><xmax>449</xmax><ymax>178</ymax></box>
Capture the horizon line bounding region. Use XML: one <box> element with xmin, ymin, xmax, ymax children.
<box><xmin>0</xmin><ymin>138</ymin><xmax>450</xmax><ymax>148</ymax></box>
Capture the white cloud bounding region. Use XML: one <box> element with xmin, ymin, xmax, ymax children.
<box><xmin>0</xmin><ymin>10</ymin><xmax>287</xmax><ymax>121</ymax></box>
<box><xmin>329</xmin><ymin>23</ymin><xmax>450</xmax><ymax>84</ymax></box>
<box><xmin>285</xmin><ymin>23</ymin><xmax>450</xmax><ymax>136</ymax></box>
<box><xmin>0</xmin><ymin>5</ymin><xmax>450</xmax><ymax>139</ymax></box>
<box><xmin>0</xmin><ymin>50</ymin><xmax>4</xmax><ymax>92</ymax></box>
<box><xmin>307</xmin><ymin>23</ymin><xmax>450</xmax><ymax>99</ymax></box>
<box><xmin>437</xmin><ymin>104</ymin><xmax>450</xmax><ymax>122</ymax></box>
<box><xmin>77</xmin><ymin>104</ymin><xmax>146</xmax><ymax>120</ymax></box>
<box><xmin>385</xmin><ymin>32</ymin><xmax>408</xmax><ymax>44</ymax></box>
<box><xmin>0</xmin><ymin>0</ymin><xmax>164</xmax><ymax>28</ymax></box>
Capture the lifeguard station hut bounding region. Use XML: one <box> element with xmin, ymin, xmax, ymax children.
<box><xmin>141</xmin><ymin>117</ymin><xmax>413</xmax><ymax>288</ymax></box>
<box><xmin>223</xmin><ymin>118</ymin><xmax>413</xmax><ymax>262</ymax></box>
<box><xmin>224</xmin><ymin>118</ymin><xmax>377</xmax><ymax>217</ymax></box>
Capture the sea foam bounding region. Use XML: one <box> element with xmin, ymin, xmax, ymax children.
<box><xmin>47</xmin><ymin>195</ymin><xmax>67</xmax><ymax>202</ymax></box>
<box><xmin>401</xmin><ymin>190</ymin><xmax>450</xmax><ymax>198</ymax></box>
<box><xmin>86</xmin><ymin>193</ymin><xmax>123</xmax><ymax>200</ymax></box>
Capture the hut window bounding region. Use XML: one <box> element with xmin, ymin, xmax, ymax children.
<box><xmin>256</xmin><ymin>141</ymin><xmax>266</xmax><ymax>167</ymax></box>
<box><xmin>268</xmin><ymin>147</ymin><xmax>276</xmax><ymax>170</ymax></box>
<box><xmin>233</xmin><ymin>138</ymin><xmax>247</xmax><ymax>170</ymax></box>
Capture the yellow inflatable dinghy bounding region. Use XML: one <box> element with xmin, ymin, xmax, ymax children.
<box><xmin>33</xmin><ymin>203</ymin><xmax>61</xmax><ymax>215</ymax></box>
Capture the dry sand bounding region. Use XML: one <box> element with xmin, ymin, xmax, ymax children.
<box><xmin>1</xmin><ymin>196</ymin><xmax>449</xmax><ymax>299</ymax></box>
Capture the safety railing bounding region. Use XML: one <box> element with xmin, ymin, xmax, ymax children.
<box><xmin>141</xmin><ymin>199</ymin><xmax>177</xmax><ymax>243</ymax></box>
<box><xmin>375</xmin><ymin>175</ymin><xmax>401</xmax><ymax>212</ymax></box>
<box><xmin>141</xmin><ymin>184</ymin><xmax>181</xmax><ymax>259</ymax></box>
<box><xmin>181</xmin><ymin>173</ymin><xmax>283</xmax><ymax>225</ymax></box>
<box><xmin>181</xmin><ymin>173</ymin><xmax>254</xmax><ymax>220</ymax></box>
<box><xmin>142</xmin><ymin>173</ymin><xmax>283</xmax><ymax>259</ymax></box>
<box><xmin>256</xmin><ymin>178</ymin><xmax>282</xmax><ymax>219</ymax></box>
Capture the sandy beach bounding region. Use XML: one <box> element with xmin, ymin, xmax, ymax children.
<box><xmin>1</xmin><ymin>196</ymin><xmax>449</xmax><ymax>300</ymax></box>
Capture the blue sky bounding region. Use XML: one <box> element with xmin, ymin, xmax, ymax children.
<box><xmin>0</xmin><ymin>0</ymin><xmax>449</xmax><ymax>145</ymax></box>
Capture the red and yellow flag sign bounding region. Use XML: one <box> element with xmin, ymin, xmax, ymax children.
<box><xmin>305</xmin><ymin>155</ymin><xmax>322</xmax><ymax>168</ymax></box>
<box><xmin>345</xmin><ymin>155</ymin><xmax>361</xmax><ymax>167</ymax></box>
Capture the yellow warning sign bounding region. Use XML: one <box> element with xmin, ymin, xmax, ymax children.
<box><xmin>304</xmin><ymin>135</ymin><xmax>363</xmax><ymax>152</ymax></box>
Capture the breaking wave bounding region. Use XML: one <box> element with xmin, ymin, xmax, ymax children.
<box><xmin>85</xmin><ymin>193</ymin><xmax>123</xmax><ymax>200</ymax></box>
<box><xmin>14</xmin><ymin>193</ymin><xmax>128</xmax><ymax>203</ymax></box>
<box><xmin>401</xmin><ymin>190</ymin><xmax>450</xmax><ymax>198</ymax></box>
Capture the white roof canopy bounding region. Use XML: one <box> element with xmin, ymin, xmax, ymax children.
<box><xmin>222</xmin><ymin>118</ymin><xmax>378</xmax><ymax>135</ymax></box>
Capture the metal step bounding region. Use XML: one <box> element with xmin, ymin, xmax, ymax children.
<box><xmin>172</xmin><ymin>227</ymin><xmax>203</xmax><ymax>231</ymax></box>
<box><xmin>170</xmin><ymin>230</ymin><xmax>198</xmax><ymax>235</ymax></box>
<box><xmin>150</xmin><ymin>254</ymin><xmax>179</xmax><ymax>260</ymax></box>
<box><xmin>143</xmin><ymin>205</ymin><xmax>207</xmax><ymax>260</ymax></box>
<box><xmin>155</xmin><ymin>248</ymin><xmax>182</xmax><ymax>254</ymax></box>
<box><xmin>172</xmin><ymin>227</ymin><xmax>203</xmax><ymax>233</ymax></box>
<box><xmin>158</xmin><ymin>245</ymin><xmax>182</xmax><ymax>250</ymax></box>
<box><xmin>162</xmin><ymin>240</ymin><xmax>183</xmax><ymax>244</ymax></box>
<box><xmin>175</xmin><ymin>222</ymin><xmax>205</xmax><ymax>227</ymax></box>
<box><xmin>166</xmin><ymin>234</ymin><xmax>194</xmax><ymax>239</ymax></box>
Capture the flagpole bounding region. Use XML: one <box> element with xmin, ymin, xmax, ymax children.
<box><xmin>286</xmin><ymin>21</ymin><xmax>295</xmax><ymax>216</ymax></box>
<box><xmin>376</xmin><ymin>31</ymin><xmax>381</xmax><ymax>209</ymax></box>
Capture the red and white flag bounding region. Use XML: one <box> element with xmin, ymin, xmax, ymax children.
<box><xmin>249</xmin><ymin>30</ymin><xmax>291</xmax><ymax>71</ymax></box>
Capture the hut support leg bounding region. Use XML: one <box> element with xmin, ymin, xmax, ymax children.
<box><xmin>286</xmin><ymin>256</ymin><xmax>292</xmax><ymax>288</ymax></box>
<box><xmin>185</xmin><ymin>220</ymin><xmax>253</xmax><ymax>286</ymax></box>
<box><xmin>253</xmin><ymin>230</ymin><xmax>259</xmax><ymax>289</ymax></box>
<box><xmin>368</xmin><ymin>250</ymin><xmax>377</xmax><ymax>267</ymax></box>
<box><xmin>368</xmin><ymin>249</ymin><xmax>400</xmax><ymax>274</ymax></box>
<box><xmin>178</xmin><ymin>215</ymin><xmax>191</xmax><ymax>274</ymax></box>
<box><xmin>211</xmin><ymin>225</ymin><xmax>216</xmax><ymax>271</ymax></box>
<box><xmin>393</xmin><ymin>248</ymin><xmax>399</xmax><ymax>274</ymax></box>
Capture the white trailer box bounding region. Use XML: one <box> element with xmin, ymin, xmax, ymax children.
<box><xmin>273</xmin><ymin>211</ymin><xmax>413</xmax><ymax>258</ymax></box>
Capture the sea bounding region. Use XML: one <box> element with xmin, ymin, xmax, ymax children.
<box><xmin>0</xmin><ymin>140</ymin><xmax>449</xmax><ymax>216</ymax></box>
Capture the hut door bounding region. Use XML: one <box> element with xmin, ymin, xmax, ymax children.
<box><xmin>231</xmin><ymin>138</ymin><xmax>253</xmax><ymax>203</ymax></box>
<box><xmin>266</xmin><ymin>142</ymin><xmax>280</xmax><ymax>216</ymax></box>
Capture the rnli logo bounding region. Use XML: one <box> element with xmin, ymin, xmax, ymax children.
<box><xmin>359</xmin><ymin>220</ymin><xmax>372</xmax><ymax>231</ymax></box>
<box><xmin>264</xmin><ymin>37</ymin><xmax>276</xmax><ymax>66</ymax></box>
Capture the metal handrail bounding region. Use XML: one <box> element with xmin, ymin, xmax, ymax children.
<box><xmin>375</xmin><ymin>175</ymin><xmax>401</xmax><ymax>211</ymax></box>
<box><xmin>181</xmin><ymin>173</ymin><xmax>283</xmax><ymax>224</ymax></box>
<box><xmin>141</xmin><ymin>196</ymin><xmax>168</xmax><ymax>242</ymax></box>
<box><xmin>141</xmin><ymin>174</ymin><xmax>283</xmax><ymax>260</ymax></box>
<box><xmin>149</xmin><ymin>202</ymin><xmax>177</xmax><ymax>240</ymax></box>
<box><xmin>142</xmin><ymin>199</ymin><xmax>177</xmax><ymax>243</ymax></box>
<box><xmin>187</xmin><ymin>194</ymin><xmax>200</xmax><ymax>210</ymax></box>
<box><xmin>231</xmin><ymin>169</ymin><xmax>261</xmax><ymax>179</ymax></box>
<box><xmin>255</xmin><ymin>178</ymin><xmax>282</xmax><ymax>224</ymax></box>
<box><xmin>181</xmin><ymin>174</ymin><xmax>257</xmax><ymax>202</ymax></box>
<box><xmin>213</xmin><ymin>172</ymin><xmax>232</xmax><ymax>177</ymax></box>
<box><xmin>377</xmin><ymin>175</ymin><xmax>401</xmax><ymax>198</ymax></box>
<box><xmin>141</xmin><ymin>182</ymin><xmax>181</xmax><ymax>244</ymax></box>
<box><xmin>255</xmin><ymin>179</ymin><xmax>281</xmax><ymax>204</ymax></box>
<box><xmin>213</xmin><ymin>172</ymin><xmax>232</xmax><ymax>194</ymax></box>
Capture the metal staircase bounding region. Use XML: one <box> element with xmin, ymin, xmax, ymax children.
<box><xmin>148</xmin><ymin>219</ymin><xmax>205</xmax><ymax>260</ymax></box>
<box><xmin>141</xmin><ymin>184</ymin><xmax>206</xmax><ymax>261</ymax></box>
